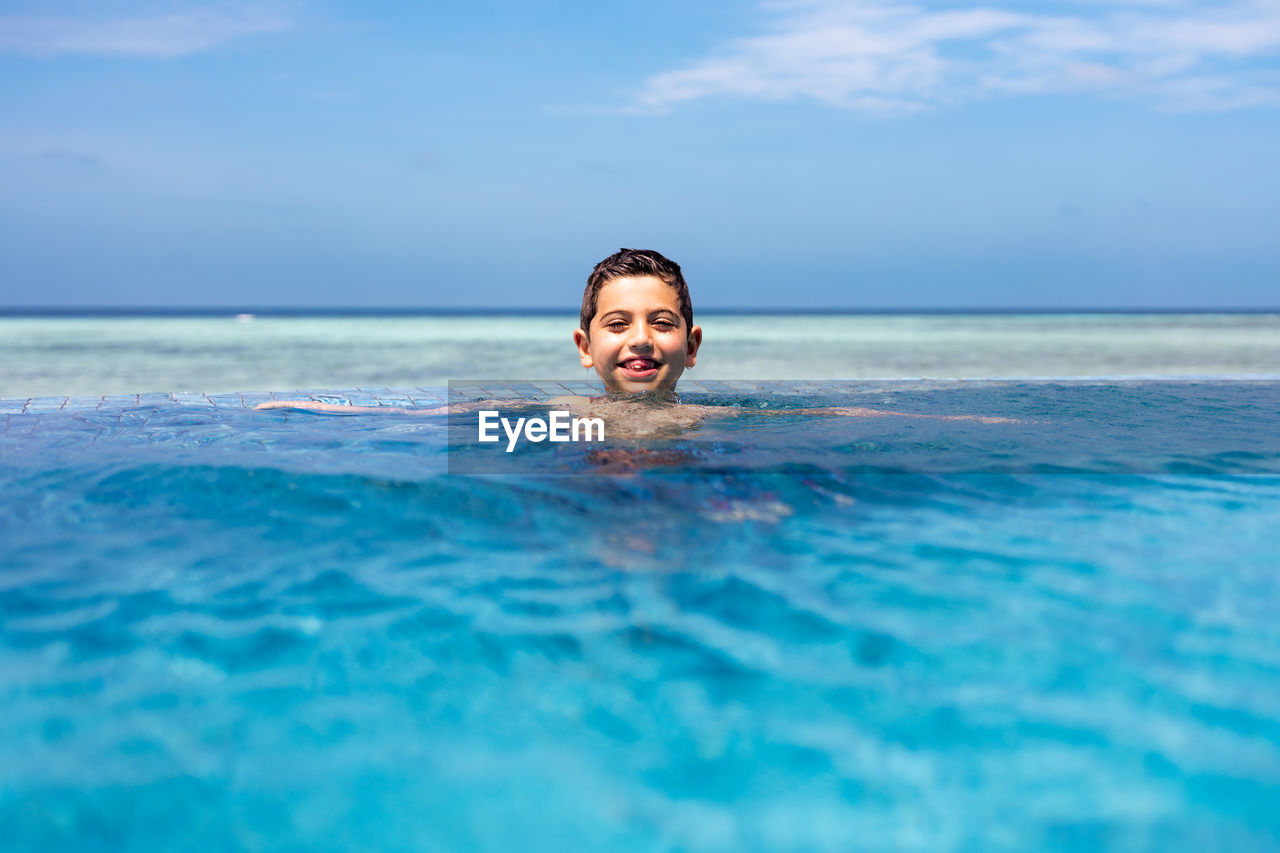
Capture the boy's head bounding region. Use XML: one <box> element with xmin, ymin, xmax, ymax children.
<box><xmin>574</xmin><ymin>248</ymin><xmax>702</xmax><ymax>395</ymax></box>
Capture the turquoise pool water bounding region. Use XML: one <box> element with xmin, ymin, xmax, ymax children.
<box><xmin>2</xmin><ymin>381</ymin><xmax>1279</xmax><ymax>850</ymax></box>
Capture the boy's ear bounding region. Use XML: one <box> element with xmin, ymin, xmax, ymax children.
<box><xmin>573</xmin><ymin>328</ymin><xmax>594</xmax><ymax>368</ymax></box>
<box><xmin>685</xmin><ymin>325</ymin><xmax>703</xmax><ymax>367</ymax></box>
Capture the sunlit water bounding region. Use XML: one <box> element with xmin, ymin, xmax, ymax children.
<box><xmin>3</xmin><ymin>380</ymin><xmax>1280</xmax><ymax>850</ymax></box>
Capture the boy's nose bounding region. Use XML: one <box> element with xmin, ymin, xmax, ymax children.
<box><xmin>627</xmin><ymin>324</ymin><xmax>653</xmax><ymax>349</ymax></box>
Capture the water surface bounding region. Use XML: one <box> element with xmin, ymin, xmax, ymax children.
<box><xmin>2</xmin><ymin>380</ymin><xmax>1278</xmax><ymax>850</ymax></box>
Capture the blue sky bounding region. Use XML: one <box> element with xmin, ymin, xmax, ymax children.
<box><xmin>1</xmin><ymin>0</ymin><xmax>1278</xmax><ymax>309</ymax></box>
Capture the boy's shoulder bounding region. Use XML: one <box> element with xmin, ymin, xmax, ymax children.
<box><xmin>545</xmin><ymin>395</ymin><xmax>594</xmax><ymax>410</ymax></box>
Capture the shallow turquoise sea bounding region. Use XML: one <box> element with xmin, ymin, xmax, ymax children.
<box><xmin>3</xmin><ymin>379</ymin><xmax>1280</xmax><ymax>850</ymax></box>
<box><xmin>3</xmin><ymin>312</ymin><xmax>1278</xmax><ymax>396</ymax></box>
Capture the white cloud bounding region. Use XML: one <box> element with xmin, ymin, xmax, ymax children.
<box><xmin>0</xmin><ymin>5</ymin><xmax>292</xmax><ymax>58</ymax></box>
<box><xmin>634</xmin><ymin>0</ymin><xmax>1280</xmax><ymax>113</ymax></box>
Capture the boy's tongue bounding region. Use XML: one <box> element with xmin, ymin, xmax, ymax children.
<box><xmin>622</xmin><ymin>358</ymin><xmax>657</xmax><ymax>374</ymax></box>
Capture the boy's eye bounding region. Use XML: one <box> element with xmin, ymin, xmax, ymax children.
<box><xmin>603</xmin><ymin>318</ymin><xmax>676</xmax><ymax>331</ymax></box>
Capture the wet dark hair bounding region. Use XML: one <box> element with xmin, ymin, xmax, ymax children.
<box><xmin>580</xmin><ymin>248</ymin><xmax>693</xmax><ymax>337</ymax></box>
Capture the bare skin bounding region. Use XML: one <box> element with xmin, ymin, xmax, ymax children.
<box><xmin>542</xmin><ymin>395</ymin><xmax>1019</xmax><ymax>438</ymax></box>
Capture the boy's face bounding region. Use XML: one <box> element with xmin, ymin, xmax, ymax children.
<box><xmin>573</xmin><ymin>275</ymin><xmax>702</xmax><ymax>395</ymax></box>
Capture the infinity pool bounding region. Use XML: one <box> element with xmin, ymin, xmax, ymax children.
<box><xmin>2</xmin><ymin>381</ymin><xmax>1279</xmax><ymax>851</ymax></box>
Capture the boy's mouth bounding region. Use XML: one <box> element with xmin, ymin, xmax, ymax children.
<box><xmin>618</xmin><ymin>357</ymin><xmax>660</xmax><ymax>378</ymax></box>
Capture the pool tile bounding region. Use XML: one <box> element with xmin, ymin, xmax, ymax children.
<box><xmin>3</xmin><ymin>419</ymin><xmax>37</xmax><ymax>440</ymax></box>
<box><xmin>410</xmin><ymin>389</ymin><xmax>448</xmax><ymax>406</ymax></box>
<box><xmin>117</xmin><ymin>408</ymin><xmax>154</xmax><ymax>426</ymax></box>
<box><xmin>29</xmin><ymin>427</ymin><xmax>93</xmax><ymax>449</ymax></box>
<box><xmin>171</xmin><ymin>392</ymin><xmax>217</xmax><ymax>407</ymax></box>
<box><xmin>531</xmin><ymin>382</ymin><xmax>567</xmax><ymax>397</ymax></box>
<box><xmin>474</xmin><ymin>386</ymin><xmax>521</xmax><ymax>399</ymax></box>
<box><xmin>23</xmin><ymin>397</ymin><xmax>68</xmax><ymax>413</ymax></box>
<box><xmin>447</xmin><ymin>388</ymin><xmax>484</xmax><ymax>402</ymax></box>
<box><xmin>238</xmin><ymin>392</ymin><xmax>274</xmax><ymax>408</ymax></box>
<box><xmin>60</xmin><ymin>396</ymin><xmax>101</xmax><ymax>412</ymax></box>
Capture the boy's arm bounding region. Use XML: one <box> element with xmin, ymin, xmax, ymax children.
<box><xmin>254</xmin><ymin>397</ymin><xmax>588</xmax><ymax>415</ymax></box>
<box><xmin>254</xmin><ymin>400</ymin><xmax>460</xmax><ymax>415</ymax></box>
<box><xmin>255</xmin><ymin>400</ymin><xmax>418</xmax><ymax>414</ymax></box>
<box><xmin>821</xmin><ymin>406</ymin><xmax>1021</xmax><ymax>424</ymax></box>
<box><xmin>696</xmin><ymin>404</ymin><xmax>1020</xmax><ymax>424</ymax></box>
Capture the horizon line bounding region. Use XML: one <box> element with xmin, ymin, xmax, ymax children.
<box><xmin>4</xmin><ymin>306</ymin><xmax>1280</xmax><ymax>317</ymax></box>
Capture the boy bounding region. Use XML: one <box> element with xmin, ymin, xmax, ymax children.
<box><xmin>571</xmin><ymin>247</ymin><xmax>701</xmax><ymax>398</ymax></box>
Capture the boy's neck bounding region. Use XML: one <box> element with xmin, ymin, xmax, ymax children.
<box><xmin>601</xmin><ymin>387</ymin><xmax>680</xmax><ymax>406</ymax></box>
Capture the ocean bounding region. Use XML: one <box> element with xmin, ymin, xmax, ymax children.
<box><xmin>2</xmin><ymin>312</ymin><xmax>1278</xmax><ymax>397</ymax></box>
